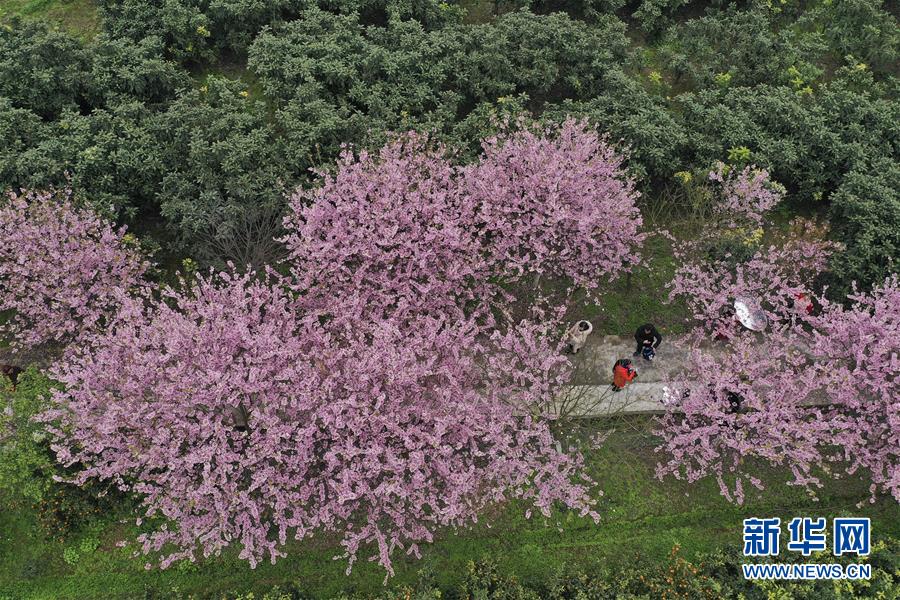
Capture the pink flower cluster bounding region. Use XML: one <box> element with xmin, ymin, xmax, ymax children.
<box><xmin>0</xmin><ymin>190</ymin><xmax>148</xmax><ymax>353</ymax></box>
<box><xmin>44</xmin><ymin>270</ymin><xmax>597</xmax><ymax>577</ymax></box>
<box><xmin>668</xmin><ymin>167</ymin><xmax>838</xmax><ymax>339</ymax></box>
<box><xmin>807</xmin><ymin>276</ymin><xmax>900</xmax><ymax>502</ymax></box>
<box><xmin>655</xmin><ymin>328</ymin><xmax>834</xmax><ymax>504</ymax></box>
<box><xmin>283</xmin><ymin>119</ymin><xmax>643</xmax><ymax>327</ymax></box>
<box><xmin>657</xmin><ymin>279</ymin><xmax>899</xmax><ymax>505</ymax></box>
<box><xmin>281</xmin><ymin>133</ymin><xmax>489</xmax><ymax>327</ymax></box>
<box><xmin>668</xmin><ymin>222</ymin><xmax>837</xmax><ymax>339</ymax></box>
<box><xmin>708</xmin><ymin>162</ymin><xmax>783</xmax><ymax>227</ymax></box>
<box><xmin>467</xmin><ymin>121</ymin><xmax>644</xmax><ymax>289</ymax></box>
<box><xmin>657</xmin><ymin>167</ymin><xmax>898</xmax><ymax>505</ymax></box>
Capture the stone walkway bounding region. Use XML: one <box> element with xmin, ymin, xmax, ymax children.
<box><xmin>556</xmin><ymin>333</ymin><xmax>829</xmax><ymax>418</ymax></box>
<box><xmin>2</xmin><ymin>333</ymin><xmax>823</xmax><ymax>419</ymax></box>
<box><xmin>556</xmin><ymin>334</ymin><xmax>692</xmax><ymax>417</ymax></box>
<box><xmin>0</xmin><ymin>335</ymin><xmax>689</xmax><ymax>416</ymax></box>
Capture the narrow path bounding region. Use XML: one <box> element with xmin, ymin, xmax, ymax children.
<box><xmin>567</xmin><ymin>335</ymin><xmax>693</xmax><ymax>385</ymax></box>
<box><xmin>557</xmin><ymin>334</ymin><xmax>827</xmax><ymax>418</ymax></box>
<box><xmin>557</xmin><ymin>334</ymin><xmax>692</xmax><ymax>417</ymax></box>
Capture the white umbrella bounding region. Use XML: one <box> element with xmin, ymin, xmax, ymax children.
<box><xmin>734</xmin><ymin>295</ymin><xmax>768</xmax><ymax>331</ymax></box>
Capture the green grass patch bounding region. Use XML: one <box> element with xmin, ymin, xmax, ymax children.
<box><xmin>2</xmin><ymin>419</ymin><xmax>897</xmax><ymax>599</ymax></box>
<box><xmin>0</xmin><ymin>0</ymin><xmax>99</xmax><ymax>40</ymax></box>
<box><xmin>458</xmin><ymin>0</ymin><xmax>495</xmax><ymax>24</ymax></box>
<box><xmin>585</xmin><ymin>232</ymin><xmax>689</xmax><ymax>335</ymax></box>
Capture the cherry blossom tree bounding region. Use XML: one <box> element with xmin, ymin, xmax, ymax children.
<box><xmin>667</xmin><ymin>219</ymin><xmax>837</xmax><ymax>339</ymax></box>
<box><xmin>657</xmin><ymin>279</ymin><xmax>899</xmax><ymax>505</ymax></box>
<box><xmin>282</xmin><ymin>133</ymin><xmax>491</xmax><ymax>328</ymax></box>
<box><xmin>657</xmin><ymin>165</ymin><xmax>897</xmax><ymax>505</ymax></box>
<box><xmin>655</xmin><ymin>327</ymin><xmax>833</xmax><ymax>504</ymax></box>
<box><xmin>42</xmin><ymin>269</ymin><xmax>599</xmax><ymax>577</ymax></box>
<box><xmin>464</xmin><ymin>119</ymin><xmax>644</xmax><ymax>291</ymax></box>
<box><xmin>807</xmin><ymin>276</ymin><xmax>900</xmax><ymax>502</ymax></box>
<box><xmin>0</xmin><ymin>189</ymin><xmax>148</xmax><ymax>353</ymax></box>
<box><xmin>666</xmin><ymin>166</ymin><xmax>838</xmax><ymax>339</ymax></box>
<box><xmin>26</xmin><ymin>121</ymin><xmax>644</xmax><ymax>578</ymax></box>
<box><xmin>282</xmin><ymin>120</ymin><xmax>644</xmax><ymax>329</ymax></box>
<box><xmin>707</xmin><ymin>162</ymin><xmax>783</xmax><ymax>228</ymax></box>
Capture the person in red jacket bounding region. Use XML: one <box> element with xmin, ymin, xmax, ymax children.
<box><xmin>611</xmin><ymin>358</ymin><xmax>637</xmax><ymax>392</ymax></box>
<box><xmin>792</xmin><ymin>292</ymin><xmax>814</xmax><ymax>316</ymax></box>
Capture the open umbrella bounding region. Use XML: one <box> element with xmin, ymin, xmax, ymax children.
<box><xmin>734</xmin><ymin>295</ymin><xmax>768</xmax><ymax>331</ymax></box>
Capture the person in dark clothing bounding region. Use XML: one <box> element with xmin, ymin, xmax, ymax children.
<box><xmin>725</xmin><ymin>390</ymin><xmax>744</xmax><ymax>414</ymax></box>
<box><xmin>633</xmin><ymin>324</ymin><xmax>662</xmax><ymax>361</ymax></box>
<box><xmin>0</xmin><ymin>364</ymin><xmax>23</xmax><ymax>390</ymax></box>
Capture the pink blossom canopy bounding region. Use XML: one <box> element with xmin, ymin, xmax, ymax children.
<box><xmin>0</xmin><ymin>190</ymin><xmax>148</xmax><ymax>353</ymax></box>
<box><xmin>42</xmin><ymin>270</ymin><xmax>599</xmax><ymax>577</ymax></box>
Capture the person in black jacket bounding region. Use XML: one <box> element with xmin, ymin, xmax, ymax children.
<box><xmin>725</xmin><ymin>390</ymin><xmax>744</xmax><ymax>414</ymax></box>
<box><xmin>0</xmin><ymin>364</ymin><xmax>23</xmax><ymax>390</ymax></box>
<box><xmin>633</xmin><ymin>323</ymin><xmax>662</xmax><ymax>361</ymax></box>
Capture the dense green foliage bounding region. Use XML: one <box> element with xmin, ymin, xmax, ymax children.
<box><xmin>138</xmin><ymin>541</ymin><xmax>900</xmax><ymax>598</ymax></box>
<box><xmin>0</xmin><ymin>369</ymin><xmax>57</xmax><ymax>504</ymax></box>
<box><xmin>0</xmin><ymin>370</ymin><xmax>124</xmax><ymax>539</ymax></box>
<box><xmin>297</xmin><ymin>541</ymin><xmax>900</xmax><ymax>599</ymax></box>
<box><xmin>0</xmin><ymin>0</ymin><xmax>897</xmax><ymax>277</ymax></box>
<box><xmin>828</xmin><ymin>156</ymin><xmax>900</xmax><ymax>296</ymax></box>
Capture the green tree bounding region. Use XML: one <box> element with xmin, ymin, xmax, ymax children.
<box><xmin>151</xmin><ymin>77</ymin><xmax>295</xmax><ymax>267</ymax></box>
<box><xmin>0</xmin><ymin>19</ymin><xmax>92</xmax><ymax>119</ymax></box>
<box><xmin>829</xmin><ymin>157</ymin><xmax>900</xmax><ymax>296</ymax></box>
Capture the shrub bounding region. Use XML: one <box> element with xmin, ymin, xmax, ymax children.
<box><xmin>798</xmin><ymin>0</ymin><xmax>899</xmax><ymax>73</ymax></box>
<box><xmin>656</xmin><ymin>6</ymin><xmax>826</xmax><ymax>90</ymax></box>
<box><xmin>0</xmin><ymin>19</ymin><xmax>92</xmax><ymax>119</ymax></box>
<box><xmin>97</xmin><ymin>0</ymin><xmax>215</xmax><ymax>62</ymax></box>
<box><xmin>225</xmin><ymin>538</ymin><xmax>900</xmax><ymax>598</ymax></box>
<box><xmin>544</xmin><ymin>69</ymin><xmax>687</xmax><ymax>184</ymax></box>
<box><xmin>828</xmin><ymin>156</ymin><xmax>900</xmax><ymax>296</ymax></box>
<box><xmin>96</xmin><ymin>0</ymin><xmax>460</xmax><ymax>60</ymax></box>
<box><xmin>150</xmin><ymin>77</ymin><xmax>295</xmax><ymax>267</ymax></box>
<box><xmin>0</xmin><ymin>369</ymin><xmax>124</xmax><ymax>539</ymax></box>
<box><xmin>248</xmin><ymin>9</ymin><xmax>628</xmax><ymax>145</ymax></box>
<box><xmin>677</xmin><ymin>70</ymin><xmax>897</xmax><ymax>203</ymax></box>
<box><xmin>87</xmin><ymin>35</ymin><xmax>189</xmax><ymax>106</ymax></box>
<box><xmin>0</xmin><ymin>369</ymin><xmax>58</xmax><ymax>503</ymax></box>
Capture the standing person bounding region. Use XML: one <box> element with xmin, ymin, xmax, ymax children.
<box><xmin>791</xmin><ymin>292</ymin><xmax>814</xmax><ymax>317</ymax></box>
<box><xmin>633</xmin><ymin>323</ymin><xmax>662</xmax><ymax>361</ymax></box>
<box><xmin>562</xmin><ymin>320</ymin><xmax>593</xmax><ymax>354</ymax></box>
<box><xmin>0</xmin><ymin>364</ymin><xmax>23</xmax><ymax>390</ymax></box>
<box><xmin>611</xmin><ymin>358</ymin><xmax>638</xmax><ymax>392</ymax></box>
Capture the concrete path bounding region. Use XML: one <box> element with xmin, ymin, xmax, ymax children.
<box><xmin>555</xmin><ymin>334</ymin><xmax>690</xmax><ymax>417</ymax></box>
<box><xmin>556</xmin><ymin>334</ymin><xmax>829</xmax><ymax>418</ymax></box>
<box><xmin>554</xmin><ymin>382</ymin><xmax>674</xmax><ymax>417</ymax></box>
<box><xmin>0</xmin><ymin>335</ymin><xmax>687</xmax><ymax>416</ymax></box>
<box><xmin>567</xmin><ymin>335</ymin><xmax>691</xmax><ymax>385</ymax></box>
<box><xmin>2</xmin><ymin>333</ymin><xmax>822</xmax><ymax>419</ymax></box>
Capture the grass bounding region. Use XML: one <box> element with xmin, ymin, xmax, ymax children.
<box><xmin>2</xmin><ymin>419</ymin><xmax>897</xmax><ymax>599</ymax></box>
<box><xmin>0</xmin><ymin>0</ymin><xmax>99</xmax><ymax>40</ymax></box>
<box><xmin>584</xmin><ymin>233</ymin><xmax>689</xmax><ymax>336</ymax></box>
<box><xmin>190</xmin><ymin>60</ymin><xmax>266</xmax><ymax>99</ymax></box>
<box><xmin>458</xmin><ymin>0</ymin><xmax>495</xmax><ymax>24</ymax></box>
